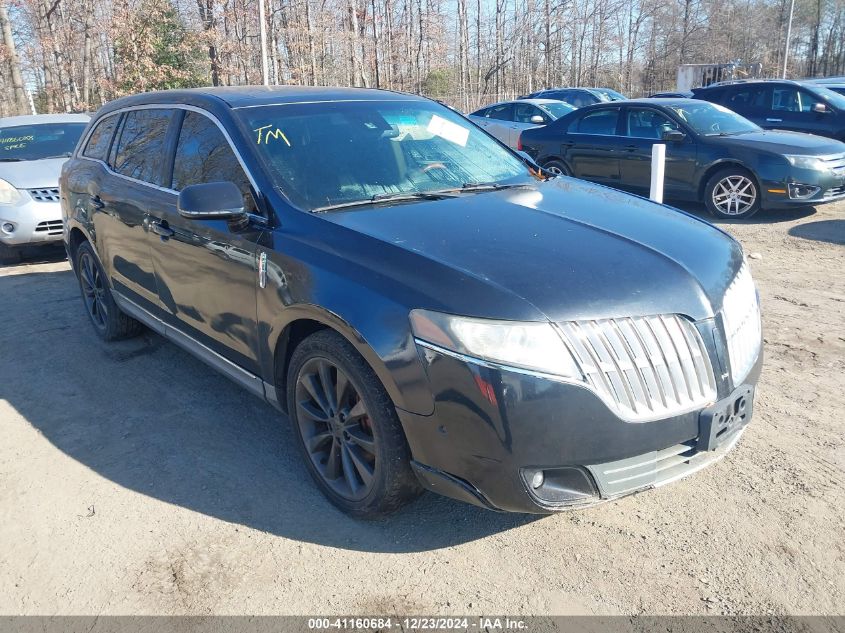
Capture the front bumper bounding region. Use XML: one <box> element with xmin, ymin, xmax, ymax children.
<box><xmin>0</xmin><ymin>190</ymin><xmax>63</xmax><ymax>247</ymax></box>
<box><xmin>760</xmin><ymin>167</ymin><xmax>845</xmax><ymax>209</ymax></box>
<box><xmin>400</xmin><ymin>346</ymin><xmax>762</xmax><ymax>514</ymax></box>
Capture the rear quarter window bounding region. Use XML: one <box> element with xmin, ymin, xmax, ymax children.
<box><xmin>82</xmin><ymin>115</ymin><xmax>119</xmax><ymax>161</ymax></box>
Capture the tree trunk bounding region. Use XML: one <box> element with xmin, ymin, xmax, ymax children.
<box><xmin>0</xmin><ymin>0</ymin><xmax>28</xmax><ymax>114</ymax></box>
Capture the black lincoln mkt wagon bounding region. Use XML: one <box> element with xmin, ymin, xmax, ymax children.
<box><xmin>61</xmin><ymin>87</ymin><xmax>763</xmax><ymax>517</ymax></box>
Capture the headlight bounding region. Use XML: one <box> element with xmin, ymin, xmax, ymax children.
<box><xmin>784</xmin><ymin>155</ymin><xmax>825</xmax><ymax>170</ymax></box>
<box><xmin>721</xmin><ymin>264</ymin><xmax>762</xmax><ymax>386</ymax></box>
<box><xmin>409</xmin><ymin>309</ymin><xmax>583</xmax><ymax>380</ymax></box>
<box><xmin>0</xmin><ymin>179</ymin><xmax>21</xmax><ymax>205</ymax></box>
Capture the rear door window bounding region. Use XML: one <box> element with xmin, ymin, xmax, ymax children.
<box><xmin>484</xmin><ymin>104</ymin><xmax>514</xmax><ymax>121</ymax></box>
<box><xmin>82</xmin><ymin>115</ymin><xmax>119</xmax><ymax>161</ymax></box>
<box><xmin>171</xmin><ymin>111</ymin><xmax>256</xmax><ymax>212</ymax></box>
<box><xmin>725</xmin><ymin>86</ymin><xmax>767</xmax><ymax>110</ymax></box>
<box><xmin>568</xmin><ymin>108</ymin><xmax>620</xmax><ymax>135</ymax></box>
<box><xmin>112</xmin><ymin>109</ymin><xmax>175</xmax><ymax>186</ymax></box>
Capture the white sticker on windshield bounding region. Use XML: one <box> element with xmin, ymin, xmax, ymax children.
<box><xmin>427</xmin><ymin>114</ymin><xmax>469</xmax><ymax>147</ymax></box>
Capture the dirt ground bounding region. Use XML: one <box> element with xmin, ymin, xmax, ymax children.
<box><xmin>0</xmin><ymin>200</ymin><xmax>843</xmax><ymax>617</ymax></box>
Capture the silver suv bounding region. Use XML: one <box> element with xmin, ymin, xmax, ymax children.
<box><xmin>0</xmin><ymin>113</ymin><xmax>90</xmax><ymax>264</ymax></box>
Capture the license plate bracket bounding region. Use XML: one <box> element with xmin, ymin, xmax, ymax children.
<box><xmin>698</xmin><ymin>385</ymin><xmax>754</xmax><ymax>452</ymax></box>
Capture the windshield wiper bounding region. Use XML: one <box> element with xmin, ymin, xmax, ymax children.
<box><xmin>41</xmin><ymin>153</ymin><xmax>72</xmax><ymax>159</ymax></box>
<box><xmin>421</xmin><ymin>182</ymin><xmax>535</xmax><ymax>195</ymax></box>
<box><xmin>0</xmin><ymin>157</ymin><xmax>24</xmax><ymax>162</ymax></box>
<box><xmin>312</xmin><ymin>190</ymin><xmax>459</xmax><ymax>213</ymax></box>
<box><xmin>455</xmin><ymin>182</ymin><xmax>533</xmax><ymax>192</ymax></box>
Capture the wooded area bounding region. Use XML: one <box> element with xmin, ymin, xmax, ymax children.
<box><xmin>1</xmin><ymin>0</ymin><xmax>844</xmax><ymax>116</ymax></box>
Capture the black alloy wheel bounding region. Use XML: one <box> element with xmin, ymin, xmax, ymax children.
<box><xmin>75</xmin><ymin>241</ymin><xmax>142</xmax><ymax>341</ymax></box>
<box><xmin>295</xmin><ymin>357</ymin><xmax>378</xmax><ymax>501</ymax></box>
<box><xmin>78</xmin><ymin>248</ymin><xmax>110</xmax><ymax>332</ymax></box>
<box><xmin>287</xmin><ymin>330</ymin><xmax>422</xmax><ymax>517</ymax></box>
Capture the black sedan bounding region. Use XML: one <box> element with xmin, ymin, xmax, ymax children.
<box><xmin>519</xmin><ymin>98</ymin><xmax>845</xmax><ymax>219</ymax></box>
<box><xmin>63</xmin><ymin>87</ymin><xmax>762</xmax><ymax>516</ymax></box>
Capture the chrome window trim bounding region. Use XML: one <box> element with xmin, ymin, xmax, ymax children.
<box><xmin>231</xmin><ymin>98</ymin><xmax>429</xmax><ymax>110</ymax></box>
<box><xmin>75</xmin><ymin>103</ymin><xmax>269</xmax><ymax>225</ymax></box>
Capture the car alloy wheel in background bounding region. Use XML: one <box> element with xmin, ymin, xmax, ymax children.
<box><xmin>543</xmin><ymin>160</ymin><xmax>571</xmax><ymax>176</ymax></box>
<box><xmin>705</xmin><ymin>168</ymin><xmax>761</xmax><ymax>220</ymax></box>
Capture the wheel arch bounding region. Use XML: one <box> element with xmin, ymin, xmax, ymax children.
<box><xmin>698</xmin><ymin>160</ymin><xmax>758</xmax><ymax>200</ymax></box>
<box><xmin>67</xmin><ymin>226</ymin><xmax>89</xmax><ymax>264</ymax></box>
<box><xmin>268</xmin><ymin>305</ymin><xmax>419</xmax><ymax>416</ymax></box>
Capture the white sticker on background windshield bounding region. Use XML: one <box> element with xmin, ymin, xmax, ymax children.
<box><xmin>427</xmin><ymin>115</ymin><xmax>469</xmax><ymax>147</ymax></box>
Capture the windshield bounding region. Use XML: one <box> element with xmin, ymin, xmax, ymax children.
<box><xmin>0</xmin><ymin>123</ymin><xmax>87</xmax><ymax>161</ymax></box>
<box><xmin>811</xmin><ymin>85</ymin><xmax>845</xmax><ymax>110</ymax></box>
<box><xmin>538</xmin><ymin>102</ymin><xmax>577</xmax><ymax>119</ymax></box>
<box><xmin>667</xmin><ymin>102</ymin><xmax>761</xmax><ymax>136</ymax></box>
<box><xmin>239</xmin><ymin>100</ymin><xmax>534</xmax><ymax>211</ymax></box>
<box><xmin>595</xmin><ymin>88</ymin><xmax>626</xmax><ymax>101</ymax></box>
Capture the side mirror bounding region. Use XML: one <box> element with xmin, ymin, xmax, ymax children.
<box><xmin>812</xmin><ymin>102</ymin><xmax>829</xmax><ymax>114</ymax></box>
<box><xmin>177</xmin><ymin>182</ymin><xmax>247</xmax><ymax>220</ymax></box>
<box><xmin>529</xmin><ymin>115</ymin><xmax>546</xmax><ymax>124</ymax></box>
<box><xmin>662</xmin><ymin>129</ymin><xmax>687</xmax><ymax>142</ymax></box>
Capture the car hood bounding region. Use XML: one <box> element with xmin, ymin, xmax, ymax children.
<box><xmin>713</xmin><ymin>130</ymin><xmax>845</xmax><ymax>155</ymax></box>
<box><xmin>321</xmin><ymin>178</ymin><xmax>745</xmax><ymax>323</ymax></box>
<box><xmin>0</xmin><ymin>157</ymin><xmax>67</xmax><ymax>189</ymax></box>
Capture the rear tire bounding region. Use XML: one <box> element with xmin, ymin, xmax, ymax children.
<box><xmin>0</xmin><ymin>243</ymin><xmax>22</xmax><ymax>266</ymax></box>
<box><xmin>287</xmin><ymin>330</ymin><xmax>423</xmax><ymax>518</ymax></box>
<box><xmin>543</xmin><ymin>159</ymin><xmax>571</xmax><ymax>177</ymax></box>
<box><xmin>75</xmin><ymin>241</ymin><xmax>142</xmax><ymax>341</ymax></box>
<box><xmin>704</xmin><ymin>167</ymin><xmax>761</xmax><ymax>220</ymax></box>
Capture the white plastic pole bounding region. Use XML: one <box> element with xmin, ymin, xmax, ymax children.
<box><xmin>258</xmin><ymin>0</ymin><xmax>270</xmax><ymax>86</ymax></box>
<box><xmin>782</xmin><ymin>0</ymin><xmax>795</xmax><ymax>79</ymax></box>
<box><xmin>650</xmin><ymin>143</ymin><xmax>666</xmax><ymax>204</ymax></box>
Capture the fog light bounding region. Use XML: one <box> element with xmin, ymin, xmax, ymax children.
<box><xmin>521</xmin><ymin>466</ymin><xmax>599</xmax><ymax>507</ymax></box>
<box><xmin>788</xmin><ymin>183</ymin><xmax>821</xmax><ymax>200</ymax></box>
<box><xmin>1</xmin><ymin>222</ymin><xmax>14</xmax><ymax>234</ymax></box>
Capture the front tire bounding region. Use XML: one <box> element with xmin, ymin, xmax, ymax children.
<box><xmin>704</xmin><ymin>167</ymin><xmax>761</xmax><ymax>220</ymax></box>
<box><xmin>287</xmin><ymin>330</ymin><xmax>422</xmax><ymax>518</ymax></box>
<box><xmin>75</xmin><ymin>241</ymin><xmax>142</xmax><ymax>341</ymax></box>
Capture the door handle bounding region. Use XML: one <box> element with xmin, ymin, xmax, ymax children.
<box><xmin>766</xmin><ymin>118</ymin><xmax>782</xmax><ymax>123</ymax></box>
<box><xmin>90</xmin><ymin>195</ymin><xmax>105</xmax><ymax>210</ymax></box>
<box><xmin>150</xmin><ymin>220</ymin><xmax>175</xmax><ymax>239</ymax></box>
<box><xmin>624</xmin><ymin>144</ymin><xmax>639</xmax><ymax>152</ymax></box>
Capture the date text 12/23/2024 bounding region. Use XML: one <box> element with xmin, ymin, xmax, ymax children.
<box><xmin>308</xmin><ymin>618</ymin><xmax>528</xmax><ymax>630</ymax></box>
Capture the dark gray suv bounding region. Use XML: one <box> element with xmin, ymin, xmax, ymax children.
<box><xmin>692</xmin><ymin>79</ymin><xmax>845</xmax><ymax>141</ymax></box>
<box><xmin>61</xmin><ymin>87</ymin><xmax>763</xmax><ymax>517</ymax></box>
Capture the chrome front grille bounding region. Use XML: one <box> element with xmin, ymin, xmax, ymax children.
<box><xmin>823</xmin><ymin>185</ymin><xmax>845</xmax><ymax>199</ymax></box>
<box><xmin>35</xmin><ymin>220</ymin><xmax>63</xmax><ymax>235</ymax></box>
<box><xmin>556</xmin><ymin>315</ymin><xmax>717</xmax><ymax>422</ymax></box>
<box><xmin>821</xmin><ymin>153</ymin><xmax>845</xmax><ymax>175</ymax></box>
<box><xmin>720</xmin><ymin>264</ymin><xmax>761</xmax><ymax>386</ymax></box>
<box><xmin>27</xmin><ymin>188</ymin><xmax>61</xmax><ymax>202</ymax></box>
